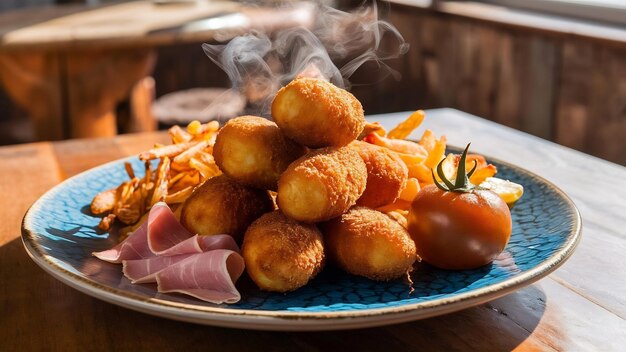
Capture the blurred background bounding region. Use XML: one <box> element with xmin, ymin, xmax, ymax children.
<box><xmin>0</xmin><ymin>0</ymin><xmax>624</xmax><ymax>165</ymax></box>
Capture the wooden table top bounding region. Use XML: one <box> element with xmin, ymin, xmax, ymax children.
<box><xmin>0</xmin><ymin>1</ymin><xmax>314</xmax><ymax>52</ymax></box>
<box><xmin>2</xmin><ymin>108</ymin><xmax>625</xmax><ymax>350</ymax></box>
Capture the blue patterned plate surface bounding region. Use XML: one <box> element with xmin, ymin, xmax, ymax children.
<box><xmin>22</xmin><ymin>150</ymin><xmax>581</xmax><ymax>331</ymax></box>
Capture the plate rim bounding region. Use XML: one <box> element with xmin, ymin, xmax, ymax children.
<box><xmin>21</xmin><ymin>150</ymin><xmax>582</xmax><ymax>330</ymax></box>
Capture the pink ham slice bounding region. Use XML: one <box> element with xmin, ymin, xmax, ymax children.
<box><xmin>122</xmin><ymin>235</ymin><xmax>240</xmax><ymax>283</ymax></box>
<box><xmin>147</xmin><ymin>202</ymin><xmax>194</xmax><ymax>254</ymax></box>
<box><xmin>94</xmin><ymin>202</ymin><xmax>245</xmax><ymax>304</ymax></box>
<box><xmin>123</xmin><ymin>254</ymin><xmax>191</xmax><ymax>284</ymax></box>
<box><xmin>155</xmin><ymin>234</ymin><xmax>240</xmax><ymax>257</ymax></box>
<box><xmin>92</xmin><ymin>219</ymin><xmax>153</xmax><ymax>263</ymax></box>
<box><xmin>93</xmin><ymin>202</ymin><xmax>192</xmax><ymax>263</ymax></box>
<box><xmin>156</xmin><ymin>250</ymin><xmax>245</xmax><ymax>304</ymax></box>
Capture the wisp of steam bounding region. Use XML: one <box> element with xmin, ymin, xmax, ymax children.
<box><xmin>202</xmin><ymin>2</ymin><xmax>408</xmax><ymax>118</ymax></box>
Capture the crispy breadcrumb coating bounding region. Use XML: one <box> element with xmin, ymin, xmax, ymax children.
<box><xmin>242</xmin><ymin>211</ymin><xmax>325</xmax><ymax>292</ymax></box>
<box><xmin>271</xmin><ymin>77</ymin><xmax>365</xmax><ymax>148</ymax></box>
<box><xmin>180</xmin><ymin>175</ymin><xmax>273</xmax><ymax>243</ymax></box>
<box><xmin>351</xmin><ymin>140</ymin><xmax>408</xmax><ymax>208</ymax></box>
<box><xmin>213</xmin><ymin>116</ymin><xmax>306</xmax><ymax>191</ymax></box>
<box><xmin>323</xmin><ymin>207</ymin><xmax>417</xmax><ymax>281</ymax></box>
<box><xmin>277</xmin><ymin>146</ymin><xmax>367</xmax><ymax>223</ymax></box>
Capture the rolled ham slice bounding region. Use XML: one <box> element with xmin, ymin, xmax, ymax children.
<box><xmin>94</xmin><ymin>202</ymin><xmax>245</xmax><ymax>304</ymax></box>
<box><xmin>93</xmin><ymin>202</ymin><xmax>194</xmax><ymax>263</ymax></box>
<box><xmin>147</xmin><ymin>202</ymin><xmax>194</xmax><ymax>253</ymax></box>
<box><xmin>92</xmin><ymin>219</ymin><xmax>153</xmax><ymax>263</ymax></box>
<box><xmin>122</xmin><ymin>235</ymin><xmax>240</xmax><ymax>283</ymax></box>
<box><xmin>123</xmin><ymin>254</ymin><xmax>192</xmax><ymax>284</ymax></box>
<box><xmin>156</xmin><ymin>250</ymin><xmax>245</xmax><ymax>304</ymax></box>
<box><xmin>155</xmin><ymin>234</ymin><xmax>240</xmax><ymax>257</ymax></box>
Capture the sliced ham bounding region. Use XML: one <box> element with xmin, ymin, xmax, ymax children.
<box><xmin>122</xmin><ymin>234</ymin><xmax>240</xmax><ymax>283</ymax></box>
<box><xmin>123</xmin><ymin>254</ymin><xmax>192</xmax><ymax>284</ymax></box>
<box><xmin>155</xmin><ymin>234</ymin><xmax>240</xmax><ymax>257</ymax></box>
<box><xmin>156</xmin><ymin>250</ymin><xmax>245</xmax><ymax>304</ymax></box>
<box><xmin>94</xmin><ymin>201</ymin><xmax>245</xmax><ymax>304</ymax></box>
<box><xmin>147</xmin><ymin>202</ymin><xmax>194</xmax><ymax>253</ymax></box>
<box><xmin>92</xmin><ymin>220</ymin><xmax>153</xmax><ymax>263</ymax></box>
<box><xmin>93</xmin><ymin>202</ymin><xmax>193</xmax><ymax>263</ymax></box>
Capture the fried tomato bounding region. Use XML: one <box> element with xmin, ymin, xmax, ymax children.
<box><xmin>180</xmin><ymin>175</ymin><xmax>273</xmax><ymax>243</ymax></box>
<box><xmin>323</xmin><ymin>207</ymin><xmax>417</xmax><ymax>281</ymax></box>
<box><xmin>271</xmin><ymin>77</ymin><xmax>365</xmax><ymax>148</ymax></box>
<box><xmin>350</xmin><ymin>140</ymin><xmax>408</xmax><ymax>208</ymax></box>
<box><xmin>242</xmin><ymin>211</ymin><xmax>325</xmax><ymax>292</ymax></box>
<box><xmin>213</xmin><ymin>116</ymin><xmax>306</xmax><ymax>190</ymax></box>
<box><xmin>277</xmin><ymin>146</ymin><xmax>367</xmax><ymax>223</ymax></box>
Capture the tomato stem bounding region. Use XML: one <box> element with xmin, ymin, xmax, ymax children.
<box><xmin>432</xmin><ymin>143</ymin><xmax>476</xmax><ymax>193</ymax></box>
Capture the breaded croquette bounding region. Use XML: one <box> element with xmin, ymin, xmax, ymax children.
<box><xmin>271</xmin><ymin>77</ymin><xmax>365</xmax><ymax>148</ymax></box>
<box><xmin>242</xmin><ymin>211</ymin><xmax>325</xmax><ymax>292</ymax></box>
<box><xmin>277</xmin><ymin>146</ymin><xmax>367</xmax><ymax>223</ymax></box>
<box><xmin>181</xmin><ymin>175</ymin><xmax>273</xmax><ymax>243</ymax></box>
<box><xmin>213</xmin><ymin>116</ymin><xmax>306</xmax><ymax>190</ymax></box>
<box><xmin>323</xmin><ymin>207</ymin><xmax>417</xmax><ymax>281</ymax></box>
<box><xmin>351</xmin><ymin>140</ymin><xmax>408</xmax><ymax>208</ymax></box>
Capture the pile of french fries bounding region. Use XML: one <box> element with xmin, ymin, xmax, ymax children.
<box><xmin>91</xmin><ymin>121</ymin><xmax>222</xmax><ymax>235</ymax></box>
<box><xmin>361</xmin><ymin>110</ymin><xmax>497</xmax><ymax>214</ymax></box>
<box><xmin>90</xmin><ymin>111</ymin><xmax>497</xmax><ymax>236</ymax></box>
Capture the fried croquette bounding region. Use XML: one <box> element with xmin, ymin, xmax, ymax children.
<box><xmin>323</xmin><ymin>207</ymin><xmax>417</xmax><ymax>281</ymax></box>
<box><xmin>277</xmin><ymin>146</ymin><xmax>367</xmax><ymax>223</ymax></box>
<box><xmin>242</xmin><ymin>211</ymin><xmax>325</xmax><ymax>292</ymax></box>
<box><xmin>271</xmin><ymin>77</ymin><xmax>365</xmax><ymax>148</ymax></box>
<box><xmin>213</xmin><ymin>116</ymin><xmax>306</xmax><ymax>190</ymax></box>
<box><xmin>351</xmin><ymin>140</ymin><xmax>408</xmax><ymax>208</ymax></box>
<box><xmin>180</xmin><ymin>175</ymin><xmax>273</xmax><ymax>243</ymax></box>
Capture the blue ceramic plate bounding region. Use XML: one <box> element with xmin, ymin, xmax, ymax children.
<box><xmin>22</xmin><ymin>150</ymin><xmax>581</xmax><ymax>331</ymax></box>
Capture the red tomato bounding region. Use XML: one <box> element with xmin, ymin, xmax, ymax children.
<box><xmin>407</xmin><ymin>185</ymin><xmax>512</xmax><ymax>270</ymax></box>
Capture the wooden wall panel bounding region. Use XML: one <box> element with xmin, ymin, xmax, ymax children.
<box><xmin>556</xmin><ymin>41</ymin><xmax>626</xmax><ymax>165</ymax></box>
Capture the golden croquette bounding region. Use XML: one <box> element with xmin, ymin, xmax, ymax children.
<box><xmin>277</xmin><ymin>146</ymin><xmax>367</xmax><ymax>223</ymax></box>
<box><xmin>323</xmin><ymin>207</ymin><xmax>417</xmax><ymax>281</ymax></box>
<box><xmin>242</xmin><ymin>211</ymin><xmax>325</xmax><ymax>293</ymax></box>
<box><xmin>213</xmin><ymin>116</ymin><xmax>306</xmax><ymax>190</ymax></box>
<box><xmin>271</xmin><ymin>77</ymin><xmax>365</xmax><ymax>148</ymax></box>
<box><xmin>180</xmin><ymin>175</ymin><xmax>273</xmax><ymax>243</ymax></box>
<box><xmin>351</xmin><ymin>140</ymin><xmax>408</xmax><ymax>208</ymax></box>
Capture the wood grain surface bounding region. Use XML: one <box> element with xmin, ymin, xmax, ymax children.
<box><xmin>2</xmin><ymin>109</ymin><xmax>625</xmax><ymax>351</ymax></box>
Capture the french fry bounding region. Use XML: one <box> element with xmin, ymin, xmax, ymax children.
<box><xmin>168</xmin><ymin>125</ymin><xmax>192</xmax><ymax>144</ymax></box>
<box><xmin>189</xmin><ymin>157</ymin><xmax>221</xmax><ymax>180</ymax></box>
<box><xmin>388</xmin><ymin>110</ymin><xmax>425</xmax><ymax>139</ymax></box>
<box><xmin>98</xmin><ymin>214</ymin><xmax>116</xmax><ymax>231</ymax></box>
<box><xmin>139</xmin><ymin>142</ymin><xmax>197</xmax><ymax>161</ymax></box>
<box><xmin>124</xmin><ymin>162</ymin><xmax>135</xmax><ymax>179</ymax></box>
<box><xmin>398</xmin><ymin>178</ymin><xmax>421</xmax><ymax>202</ymax></box>
<box><xmin>168</xmin><ymin>172</ymin><xmax>186</xmax><ymax>188</ymax></box>
<box><xmin>418</xmin><ymin>129</ymin><xmax>436</xmax><ymax>152</ymax></box>
<box><xmin>150</xmin><ymin>157</ymin><xmax>171</xmax><ymax>206</ymax></box>
<box><xmin>170</xmin><ymin>171</ymin><xmax>199</xmax><ymax>193</ymax></box>
<box><xmin>376</xmin><ymin>199</ymin><xmax>413</xmax><ymax>212</ymax></box>
<box><xmin>469</xmin><ymin>164</ymin><xmax>497</xmax><ymax>185</ymax></box>
<box><xmin>164</xmin><ymin>186</ymin><xmax>194</xmax><ymax>204</ymax></box>
<box><xmin>366</xmin><ymin>133</ymin><xmax>427</xmax><ymax>155</ymax></box>
<box><xmin>173</xmin><ymin>140</ymin><xmax>209</xmax><ymax>165</ymax></box>
<box><xmin>91</xmin><ymin>188</ymin><xmax>116</xmax><ymax>215</ymax></box>
<box><xmin>395</xmin><ymin>150</ymin><xmax>428</xmax><ymax>164</ymax></box>
<box><xmin>358</xmin><ymin>122</ymin><xmax>387</xmax><ymax>139</ymax></box>
<box><xmin>424</xmin><ymin>136</ymin><xmax>447</xmax><ymax>169</ymax></box>
<box><xmin>384</xmin><ymin>210</ymin><xmax>408</xmax><ymax>228</ymax></box>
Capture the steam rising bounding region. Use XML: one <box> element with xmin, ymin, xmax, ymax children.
<box><xmin>202</xmin><ymin>2</ymin><xmax>408</xmax><ymax>117</ymax></box>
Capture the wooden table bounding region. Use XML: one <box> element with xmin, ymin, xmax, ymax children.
<box><xmin>2</xmin><ymin>109</ymin><xmax>625</xmax><ymax>350</ymax></box>
<box><xmin>0</xmin><ymin>1</ymin><xmax>314</xmax><ymax>140</ymax></box>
